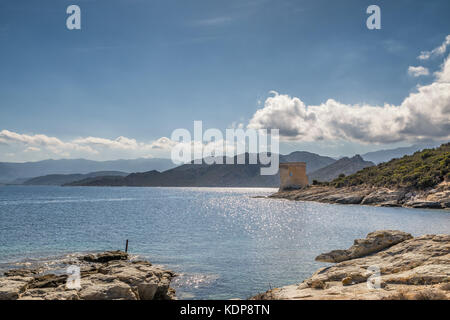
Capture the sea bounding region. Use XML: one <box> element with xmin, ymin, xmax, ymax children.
<box><xmin>0</xmin><ymin>186</ymin><xmax>448</xmax><ymax>299</ymax></box>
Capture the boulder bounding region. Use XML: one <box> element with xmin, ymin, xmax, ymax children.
<box><xmin>406</xmin><ymin>201</ymin><xmax>443</xmax><ymax>209</ymax></box>
<box><xmin>315</xmin><ymin>230</ymin><xmax>413</xmax><ymax>263</ymax></box>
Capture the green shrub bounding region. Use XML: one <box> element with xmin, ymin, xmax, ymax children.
<box><xmin>331</xmin><ymin>143</ymin><xmax>450</xmax><ymax>190</ymax></box>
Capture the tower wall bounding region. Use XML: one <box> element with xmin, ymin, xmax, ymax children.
<box><xmin>279</xmin><ymin>162</ymin><xmax>308</xmax><ymax>190</ymax></box>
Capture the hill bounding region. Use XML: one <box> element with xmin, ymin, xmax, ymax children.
<box><xmin>0</xmin><ymin>158</ymin><xmax>176</xmax><ymax>183</ymax></box>
<box><xmin>308</xmin><ymin>155</ymin><xmax>374</xmax><ymax>182</ymax></box>
<box><xmin>279</xmin><ymin>151</ymin><xmax>335</xmax><ymax>173</ymax></box>
<box><xmin>23</xmin><ymin>171</ymin><xmax>129</xmax><ymax>186</ymax></box>
<box><xmin>271</xmin><ymin>143</ymin><xmax>450</xmax><ymax>209</ymax></box>
<box><xmin>331</xmin><ymin>143</ymin><xmax>450</xmax><ymax>190</ymax></box>
<box><xmin>67</xmin><ymin>151</ymin><xmax>337</xmax><ymax>187</ymax></box>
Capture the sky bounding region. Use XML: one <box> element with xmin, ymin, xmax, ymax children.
<box><xmin>0</xmin><ymin>0</ymin><xmax>449</xmax><ymax>162</ymax></box>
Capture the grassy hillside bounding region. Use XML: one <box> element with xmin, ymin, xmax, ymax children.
<box><xmin>330</xmin><ymin>143</ymin><xmax>450</xmax><ymax>190</ymax></box>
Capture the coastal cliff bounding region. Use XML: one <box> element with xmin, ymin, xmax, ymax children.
<box><xmin>271</xmin><ymin>181</ymin><xmax>450</xmax><ymax>209</ymax></box>
<box><xmin>252</xmin><ymin>230</ymin><xmax>450</xmax><ymax>300</ymax></box>
<box><xmin>0</xmin><ymin>251</ymin><xmax>176</xmax><ymax>300</ymax></box>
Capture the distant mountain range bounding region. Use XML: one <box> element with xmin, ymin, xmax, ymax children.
<box><xmin>0</xmin><ymin>158</ymin><xmax>177</xmax><ymax>183</ymax></box>
<box><xmin>22</xmin><ymin>171</ymin><xmax>129</xmax><ymax>186</ymax></box>
<box><xmin>308</xmin><ymin>155</ymin><xmax>374</xmax><ymax>182</ymax></box>
<box><xmin>361</xmin><ymin>142</ymin><xmax>443</xmax><ymax>164</ymax></box>
<box><xmin>2</xmin><ymin>142</ymin><xmax>444</xmax><ymax>187</ymax></box>
<box><xmin>66</xmin><ymin>152</ymin><xmax>355</xmax><ymax>187</ymax></box>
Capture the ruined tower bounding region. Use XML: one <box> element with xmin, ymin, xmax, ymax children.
<box><xmin>279</xmin><ymin>162</ymin><xmax>308</xmax><ymax>190</ymax></box>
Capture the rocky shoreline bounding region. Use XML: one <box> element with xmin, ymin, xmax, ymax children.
<box><xmin>252</xmin><ymin>230</ymin><xmax>450</xmax><ymax>300</ymax></box>
<box><xmin>0</xmin><ymin>251</ymin><xmax>176</xmax><ymax>300</ymax></box>
<box><xmin>271</xmin><ymin>181</ymin><xmax>450</xmax><ymax>209</ymax></box>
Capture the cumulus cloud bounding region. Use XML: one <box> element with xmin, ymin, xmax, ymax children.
<box><xmin>0</xmin><ymin>130</ymin><xmax>179</xmax><ymax>161</ymax></box>
<box><xmin>247</xmin><ymin>54</ymin><xmax>450</xmax><ymax>144</ymax></box>
<box><xmin>0</xmin><ymin>130</ymin><xmax>97</xmax><ymax>155</ymax></box>
<box><xmin>408</xmin><ymin>66</ymin><xmax>429</xmax><ymax>77</ymax></box>
<box><xmin>24</xmin><ymin>147</ymin><xmax>41</xmax><ymax>152</ymax></box>
<box><xmin>73</xmin><ymin>136</ymin><xmax>140</xmax><ymax>150</ymax></box>
<box><xmin>0</xmin><ymin>129</ymin><xmax>239</xmax><ymax>162</ymax></box>
<box><xmin>150</xmin><ymin>137</ymin><xmax>178</xmax><ymax>150</ymax></box>
<box><xmin>418</xmin><ymin>35</ymin><xmax>450</xmax><ymax>60</ymax></box>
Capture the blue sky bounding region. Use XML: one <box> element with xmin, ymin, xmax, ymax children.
<box><xmin>0</xmin><ymin>0</ymin><xmax>449</xmax><ymax>161</ymax></box>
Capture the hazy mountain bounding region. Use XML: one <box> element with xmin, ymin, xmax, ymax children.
<box><xmin>308</xmin><ymin>155</ymin><xmax>374</xmax><ymax>182</ymax></box>
<box><xmin>279</xmin><ymin>151</ymin><xmax>335</xmax><ymax>173</ymax></box>
<box><xmin>361</xmin><ymin>142</ymin><xmax>443</xmax><ymax>164</ymax></box>
<box><xmin>23</xmin><ymin>171</ymin><xmax>129</xmax><ymax>186</ymax></box>
<box><xmin>67</xmin><ymin>151</ymin><xmax>337</xmax><ymax>188</ymax></box>
<box><xmin>0</xmin><ymin>158</ymin><xmax>176</xmax><ymax>183</ymax></box>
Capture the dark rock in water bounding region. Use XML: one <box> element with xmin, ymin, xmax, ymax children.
<box><xmin>3</xmin><ymin>269</ymin><xmax>38</xmax><ymax>277</ymax></box>
<box><xmin>378</xmin><ymin>201</ymin><xmax>402</xmax><ymax>207</ymax></box>
<box><xmin>407</xmin><ymin>201</ymin><xmax>443</xmax><ymax>209</ymax></box>
<box><xmin>29</xmin><ymin>274</ymin><xmax>67</xmax><ymax>289</ymax></box>
<box><xmin>334</xmin><ymin>195</ymin><xmax>364</xmax><ymax>204</ymax></box>
<box><xmin>80</xmin><ymin>250</ymin><xmax>128</xmax><ymax>263</ymax></box>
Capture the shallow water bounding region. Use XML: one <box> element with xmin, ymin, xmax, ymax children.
<box><xmin>0</xmin><ymin>186</ymin><xmax>448</xmax><ymax>299</ymax></box>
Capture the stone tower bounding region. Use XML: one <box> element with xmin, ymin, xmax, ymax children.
<box><xmin>279</xmin><ymin>162</ymin><xmax>308</xmax><ymax>190</ymax></box>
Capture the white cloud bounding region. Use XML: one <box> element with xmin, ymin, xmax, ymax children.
<box><xmin>73</xmin><ymin>136</ymin><xmax>140</xmax><ymax>150</ymax></box>
<box><xmin>0</xmin><ymin>130</ymin><xmax>175</xmax><ymax>161</ymax></box>
<box><xmin>150</xmin><ymin>137</ymin><xmax>178</xmax><ymax>150</ymax></box>
<box><xmin>0</xmin><ymin>130</ymin><xmax>96</xmax><ymax>155</ymax></box>
<box><xmin>434</xmin><ymin>55</ymin><xmax>450</xmax><ymax>82</ymax></box>
<box><xmin>408</xmin><ymin>66</ymin><xmax>429</xmax><ymax>77</ymax></box>
<box><xmin>247</xmin><ymin>54</ymin><xmax>450</xmax><ymax>144</ymax></box>
<box><xmin>418</xmin><ymin>35</ymin><xmax>450</xmax><ymax>60</ymax></box>
<box><xmin>24</xmin><ymin>147</ymin><xmax>41</xmax><ymax>152</ymax></box>
<box><xmin>0</xmin><ymin>129</ymin><xmax>239</xmax><ymax>162</ymax></box>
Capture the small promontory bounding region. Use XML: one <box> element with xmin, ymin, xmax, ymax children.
<box><xmin>252</xmin><ymin>230</ymin><xmax>450</xmax><ymax>300</ymax></box>
<box><xmin>272</xmin><ymin>143</ymin><xmax>450</xmax><ymax>209</ymax></box>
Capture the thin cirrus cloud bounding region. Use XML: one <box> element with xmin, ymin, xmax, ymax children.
<box><xmin>418</xmin><ymin>35</ymin><xmax>450</xmax><ymax>60</ymax></box>
<box><xmin>408</xmin><ymin>66</ymin><xmax>430</xmax><ymax>77</ymax></box>
<box><xmin>192</xmin><ymin>16</ymin><xmax>234</xmax><ymax>26</ymax></box>
<box><xmin>247</xmin><ymin>38</ymin><xmax>450</xmax><ymax>144</ymax></box>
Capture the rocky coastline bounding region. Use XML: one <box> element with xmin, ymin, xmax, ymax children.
<box><xmin>0</xmin><ymin>251</ymin><xmax>176</xmax><ymax>300</ymax></box>
<box><xmin>252</xmin><ymin>230</ymin><xmax>450</xmax><ymax>300</ymax></box>
<box><xmin>271</xmin><ymin>181</ymin><xmax>450</xmax><ymax>209</ymax></box>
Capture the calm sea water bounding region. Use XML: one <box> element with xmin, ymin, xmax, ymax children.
<box><xmin>0</xmin><ymin>186</ymin><xmax>449</xmax><ymax>299</ymax></box>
